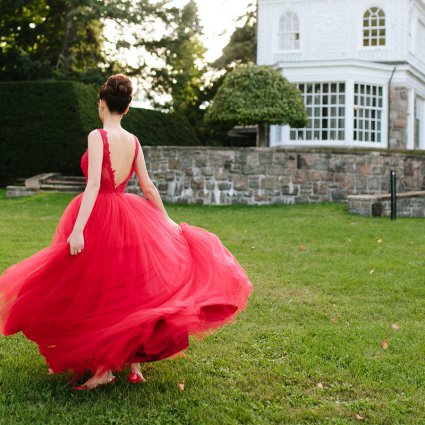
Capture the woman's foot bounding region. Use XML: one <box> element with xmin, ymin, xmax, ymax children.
<box><xmin>73</xmin><ymin>370</ymin><xmax>116</xmax><ymax>391</ymax></box>
<box><xmin>129</xmin><ymin>363</ymin><xmax>146</xmax><ymax>384</ymax></box>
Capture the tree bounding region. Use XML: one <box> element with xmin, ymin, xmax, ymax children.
<box><xmin>0</xmin><ymin>0</ymin><xmax>170</xmax><ymax>83</ymax></box>
<box><xmin>212</xmin><ymin>2</ymin><xmax>256</xmax><ymax>71</ymax></box>
<box><xmin>145</xmin><ymin>0</ymin><xmax>206</xmax><ymax>116</ymax></box>
<box><xmin>204</xmin><ymin>65</ymin><xmax>308</xmax><ymax>147</ymax></box>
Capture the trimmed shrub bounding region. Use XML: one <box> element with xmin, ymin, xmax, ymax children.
<box><xmin>123</xmin><ymin>108</ymin><xmax>199</xmax><ymax>147</ymax></box>
<box><xmin>0</xmin><ymin>81</ymin><xmax>199</xmax><ymax>179</ymax></box>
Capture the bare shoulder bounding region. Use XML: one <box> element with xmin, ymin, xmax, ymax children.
<box><xmin>87</xmin><ymin>129</ymin><xmax>103</xmax><ymax>146</ymax></box>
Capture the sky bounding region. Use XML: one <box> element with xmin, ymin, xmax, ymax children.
<box><xmin>171</xmin><ymin>0</ymin><xmax>253</xmax><ymax>61</ymax></box>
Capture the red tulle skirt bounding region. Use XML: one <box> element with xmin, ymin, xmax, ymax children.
<box><xmin>0</xmin><ymin>193</ymin><xmax>253</xmax><ymax>377</ymax></box>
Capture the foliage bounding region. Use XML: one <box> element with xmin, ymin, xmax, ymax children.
<box><xmin>1</xmin><ymin>197</ymin><xmax>425</xmax><ymax>423</ymax></box>
<box><xmin>205</xmin><ymin>65</ymin><xmax>307</xmax><ymax>146</ymax></box>
<box><xmin>145</xmin><ymin>0</ymin><xmax>206</xmax><ymax>115</ymax></box>
<box><xmin>212</xmin><ymin>2</ymin><xmax>257</xmax><ymax>71</ymax></box>
<box><xmin>198</xmin><ymin>2</ymin><xmax>257</xmax><ymax>146</ymax></box>
<box><xmin>123</xmin><ymin>109</ymin><xmax>199</xmax><ymax>147</ymax></box>
<box><xmin>0</xmin><ymin>0</ymin><xmax>170</xmax><ymax>83</ymax></box>
<box><xmin>0</xmin><ymin>81</ymin><xmax>199</xmax><ymax>180</ymax></box>
<box><xmin>205</xmin><ymin>65</ymin><xmax>307</xmax><ymax>127</ymax></box>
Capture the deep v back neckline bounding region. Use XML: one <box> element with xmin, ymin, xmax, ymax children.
<box><xmin>100</xmin><ymin>129</ymin><xmax>138</xmax><ymax>190</ymax></box>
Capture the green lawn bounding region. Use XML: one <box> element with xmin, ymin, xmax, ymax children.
<box><xmin>0</xmin><ymin>189</ymin><xmax>424</xmax><ymax>424</ymax></box>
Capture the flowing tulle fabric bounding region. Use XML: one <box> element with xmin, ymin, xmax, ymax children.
<box><xmin>0</xmin><ymin>129</ymin><xmax>253</xmax><ymax>377</ymax></box>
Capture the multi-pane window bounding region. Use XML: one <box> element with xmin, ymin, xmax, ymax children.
<box><xmin>290</xmin><ymin>83</ymin><xmax>346</xmax><ymax>142</ymax></box>
<box><xmin>278</xmin><ymin>12</ymin><xmax>300</xmax><ymax>51</ymax></box>
<box><xmin>353</xmin><ymin>84</ymin><xmax>384</xmax><ymax>143</ymax></box>
<box><xmin>363</xmin><ymin>7</ymin><xmax>386</xmax><ymax>47</ymax></box>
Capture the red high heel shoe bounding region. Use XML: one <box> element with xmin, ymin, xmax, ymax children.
<box><xmin>73</xmin><ymin>376</ymin><xmax>116</xmax><ymax>391</ymax></box>
<box><xmin>128</xmin><ymin>372</ymin><xmax>146</xmax><ymax>384</ymax></box>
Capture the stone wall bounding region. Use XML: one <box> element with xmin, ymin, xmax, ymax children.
<box><xmin>126</xmin><ymin>146</ymin><xmax>425</xmax><ymax>205</ymax></box>
<box><xmin>348</xmin><ymin>191</ymin><xmax>425</xmax><ymax>217</ymax></box>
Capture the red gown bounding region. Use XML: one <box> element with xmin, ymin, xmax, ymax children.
<box><xmin>0</xmin><ymin>129</ymin><xmax>253</xmax><ymax>377</ymax></box>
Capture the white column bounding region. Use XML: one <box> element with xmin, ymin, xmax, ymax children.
<box><xmin>381</xmin><ymin>83</ymin><xmax>389</xmax><ymax>149</ymax></box>
<box><xmin>345</xmin><ymin>79</ymin><xmax>354</xmax><ymax>144</ymax></box>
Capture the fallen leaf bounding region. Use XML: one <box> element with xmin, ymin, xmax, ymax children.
<box><xmin>331</xmin><ymin>315</ymin><xmax>339</xmax><ymax>324</ymax></box>
<box><xmin>391</xmin><ymin>323</ymin><xmax>400</xmax><ymax>331</ymax></box>
<box><xmin>355</xmin><ymin>413</ymin><xmax>364</xmax><ymax>421</ymax></box>
<box><xmin>369</xmin><ymin>269</ymin><xmax>375</xmax><ymax>274</ymax></box>
<box><xmin>381</xmin><ymin>339</ymin><xmax>389</xmax><ymax>350</ymax></box>
<box><xmin>177</xmin><ymin>382</ymin><xmax>185</xmax><ymax>391</ymax></box>
<box><xmin>299</xmin><ymin>245</ymin><xmax>307</xmax><ymax>252</ymax></box>
<box><xmin>317</xmin><ymin>382</ymin><xmax>324</xmax><ymax>389</ymax></box>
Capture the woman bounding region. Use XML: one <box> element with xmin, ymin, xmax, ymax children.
<box><xmin>0</xmin><ymin>74</ymin><xmax>253</xmax><ymax>390</ymax></box>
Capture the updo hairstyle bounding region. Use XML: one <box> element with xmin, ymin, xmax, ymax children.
<box><xmin>99</xmin><ymin>74</ymin><xmax>133</xmax><ymax>114</ymax></box>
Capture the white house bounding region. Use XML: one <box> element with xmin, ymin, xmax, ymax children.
<box><xmin>257</xmin><ymin>0</ymin><xmax>425</xmax><ymax>150</ymax></box>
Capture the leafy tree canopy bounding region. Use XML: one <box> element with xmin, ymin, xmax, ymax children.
<box><xmin>144</xmin><ymin>0</ymin><xmax>206</xmax><ymax>115</ymax></box>
<box><xmin>0</xmin><ymin>0</ymin><xmax>170</xmax><ymax>83</ymax></box>
<box><xmin>212</xmin><ymin>3</ymin><xmax>256</xmax><ymax>71</ymax></box>
<box><xmin>205</xmin><ymin>65</ymin><xmax>308</xmax><ymax>146</ymax></box>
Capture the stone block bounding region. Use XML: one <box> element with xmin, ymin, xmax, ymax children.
<box><xmin>313</xmin><ymin>182</ymin><xmax>327</xmax><ymax>195</ymax></box>
<box><xmin>292</xmin><ymin>170</ymin><xmax>307</xmax><ymax>184</ymax></box>
<box><xmin>261</xmin><ymin>177</ymin><xmax>276</xmax><ymax>190</ymax></box>
<box><xmin>153</xmin><ymin>172</ymin><xmax>165</xmax><ymax>180</ymax></box>
<box><xmin>242</xmin><ymin>164</ymin><xmax>266</xmax><ymax>174</ymax></box>
<box><xmin>259</xmin><ymin>151</ymin><xmax>273</xmax><ymax>165</ymax></box>
<box><xmin>267</xmin><ymin>165</ymin><xmax>284</xmax><ymax>176</ymax></box>
<box><xmin>158</xmin><ymin>183</ymin><xmax>168</xmax><ymax>192</ymax></box>
<box><xmin>367</xmin><ymin>176</ymin><xmax>381</xmax><ymax>192</ymax></box>
<box><xmin>248</xmin><ymin>178</ymin><xmax>260</xmax><ymax>189</ymax></box>
<box><xmin>233</xmin><ymin>176</ymin><xmax>248</xmax><ymax>191</ymax></box>
<box><xmin>254</xmin><ymin>193</ymin><xmax>270</xmax><ymax>202</ymax></box>
<box><xmin>165</xmin><ymin>172</ymin><xmax>175</xmax><ymax>181</ymax></box>
<box><xmin>215</xmin><ymin>169</ymin><xmax>229</xmax><ymax>180</ymax></box>
<box><xmin>202</xmin><ymin>167</ymin><xmax>214</xmax><ymax>177</ymax></box>
<box><xmin>195</xmin><ymin>157</ymin><xmax>207</xmax><ymax>167</ymax></box>
<box><xmin>314</xmin><ymin>158</ymin><xmax>329</xmax><ymax>172</ymax></box>
<box><xmin>247</xmin><ymin>152</ymin><xmax>259</xmax><ymax>165</ymax></box>
<box><xmin>191</xmin><ymin>178</ymin><xmax>204</xmax><ymax>190</ymax></box>
<box><xmin>282</xmin><ymin>185</ymin><xmax>299</xmax><ymax>195</ymax></box>
<box><xmin>218</xmin><ymin>182</ymin><xmax>231</xmax><ymax>190</ymax></box>
<box><xmin>331</xmin><ymin>189</ymin><xmax>347</xmax><ymax>201</ymax></box>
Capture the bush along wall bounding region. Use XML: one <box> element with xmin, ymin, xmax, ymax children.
<box><xmin>0</xmin><ymin>81</ymin><xmax>199</xmax><ymax>180</ymax></box>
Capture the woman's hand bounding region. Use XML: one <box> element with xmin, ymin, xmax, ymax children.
<box><xmin>67</xmin><ymin>229</ymin><xmax>85</xmax><ymax>256</ymax></box>
<box><xmin>167</xmin><ymin>217</ymin><xmax>182</xmax><ymax>234</ymax></box>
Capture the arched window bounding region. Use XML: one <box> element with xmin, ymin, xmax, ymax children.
<box><xmin>278</xmin><ymin>12</ymin><xmax>300</xmax><ymax>51</ymax></box>
<box><xmin>363</xmin><ymin>7</ymin><xmax>386</xmax><ymax>47</ymax></box>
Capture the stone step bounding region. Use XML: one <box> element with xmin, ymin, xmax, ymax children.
<box><xmin>45</xmin><ymin>176</ymin><xmax>86</xmax><ymax>183</ymax></box>
<box><xmin>39</xmin><ymin>183</ymin><xmax>84</xmax><ymax>192</ymax></box>
<box><xmin>43</xmin><ymin>179</ymin><xmax>85</xmax><ymax>186</ymax></box>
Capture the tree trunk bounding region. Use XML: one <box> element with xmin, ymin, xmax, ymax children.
<box><xmin>257</xmin><ymin>123</ymin><xmax>268</xmax><ymax>147</ymax></box>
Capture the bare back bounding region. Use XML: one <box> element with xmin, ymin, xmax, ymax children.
<box><xmin>104</xmin><ymin>128</ymin><xmax>137</xmax><ymax>187</ymax></box>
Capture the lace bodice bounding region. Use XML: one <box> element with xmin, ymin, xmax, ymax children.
<box><xmin>80</xmin><ymin>129</ymin><xmax>139</xmax><ymax>194</ymax></box>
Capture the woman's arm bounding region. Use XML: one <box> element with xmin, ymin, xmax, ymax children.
<box><xmin>67</xmin><ymin>131</ymin><xmax>103</xmax><ymax>255</ymax></box>
<box><xmin>134</xmin><ymin>142</ymin><xmax>180</xmax><ymax>231</ymax></box>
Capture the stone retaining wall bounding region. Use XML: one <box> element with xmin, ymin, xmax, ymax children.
<box><xmin>348</xmin><ymin>191</ymin><xmax>425</xmax><ymax>217</ymax></box>
<box><xmin>125</xmin><ymin>147</ymin><xmax>425</xmax><ymax>205</ymax></box>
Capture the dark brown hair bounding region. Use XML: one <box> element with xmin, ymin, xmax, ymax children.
<box><xmin>99</xmin><ymin>74</ymin><xmax>133</xmax><ymax>114</ymax></box>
